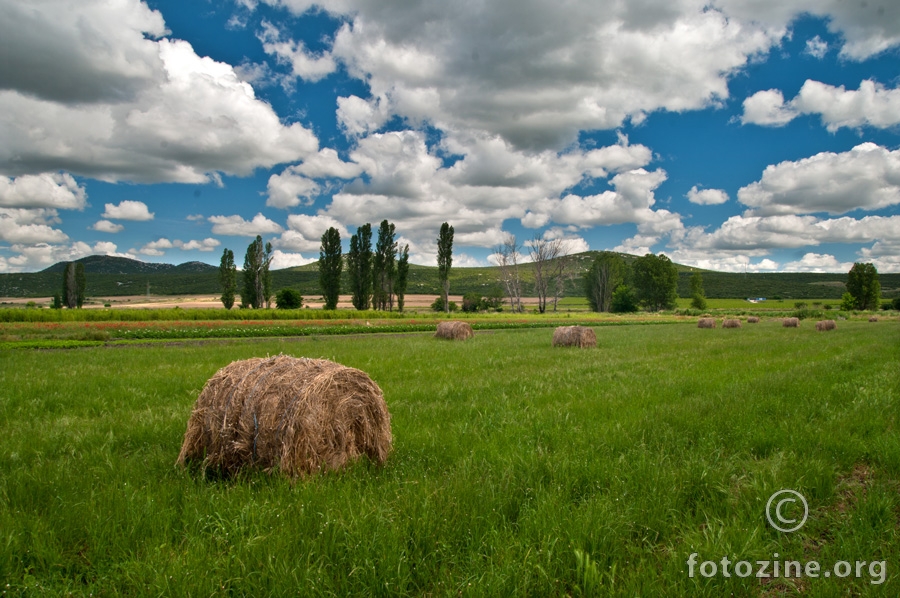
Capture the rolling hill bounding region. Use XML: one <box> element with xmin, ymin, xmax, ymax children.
<box><xmin>1</xmin><ymin>253</ymin><xmax>897</xmax><ymax>301</ymax></box>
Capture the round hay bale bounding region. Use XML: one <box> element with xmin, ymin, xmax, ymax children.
<box><xmin>552</xmin><ymin>325</ymin><xmax>597</xmax><ymax>348</ymax></box>
<box><xmin>782</xmin><ymin>317</ymin><xmax>800</xmax><ymax>328</ymax></box>
<box><xmin>747</xmin><ymin>316</ymin><xmax>760</xmax><ymax>324</ymax></box>
<box><xmin>869</xmin><ymin>316</ymin><xmax>878</xmax><ymax>322</ymax></box>
<box><xmin>815</xmin><ymin>319</ymin><xmax>836</xmax><ymax>331</ymax></box>
<box><xmin>434</xmin><ymin>321</ymin><xmax>474</xmax><ymax>340</ymax></box>
<box><xmin>697</xmin><ymin>318</ymin><xmax>716</xmax><ymax>329</ymax></box>
<box><xmin>722</xmin><ymin>318</ymin><xmax>742</xmax><ymax>328</ymax></box>
<box><xmin>176</xmin><ymin>355</ymin><xmax>391</xmax><ymax>478</ymax></box>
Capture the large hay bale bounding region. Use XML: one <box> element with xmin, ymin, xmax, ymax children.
<box><xmin>747</xmin><ymin>316</ymin><xmax>760</xmax><ymax>324</ymax></box>
<box><xmin>782</xmin><ymin>317</ymin><xmax>800</xmax><ymax>328</ymax></box>
<box><xmin>552</xmin><ymin>325</ymin><xmax>597</xmax><ymax>348</ymax></box>
<box><xmin>434</xmin><ymin>321</ymin><xmax>474</xmax><ymax>340</ymax></box>
<box><xmin>815</xmin><ymin>319</ymin><xmax>836</xmax><ymax>331</ymax></box>
<box><xmin>697</xmin><ymin>318</ymin><xmax>716</xmax><ymax>329</ymax></box>
<box><xmin>869</xmin><ymin>316</ymin><xmax>878</xmax><ymax>322</ymax></box>
<box><xmin>176</xmin><ymin>355</ymin><xmax>391</xmax><ymax>478</ymax></box>
<box><xmin>722</xmin><ymin>318</ymin><xmax>742</xmax><ymax>328</ymax></box>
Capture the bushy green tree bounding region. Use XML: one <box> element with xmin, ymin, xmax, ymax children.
<box><xmin>242</xmin><ymin>235</ymin><xmax>272</xmax><ymax>309</ymax></box>
<box><xmin>583</xmin><ymin>252</ymin><xmax>625</xmax><ymax>312</ymax></box>
<box><xmin>437</xmin><ymin>222</ymin><xmax>454</xmax><ymax>313</ymax></box>
<box><xmin>846</xmin><ymin>262</ymin><xmax>880</xmax><ymax>310</ymax></box>
<box><xmin>632</xmin><ymin>253</ymin><xmax>678</xmax><ymax>311</ymax></box>
<box><xmin>348</xmin><ymin>224</ymin><xmax>373</xmax><ymax>310</ymax></box>
<box><xmin>893</xmin><ymin>297</ymin><xmax>900</xmax><ymax>311</ymax></box>
<box><xmin>218</xmin><ymin>248</ymin><xmax>237</xmax><ymax>309</ymax></box>
<box><xmin>275</xmin><ymin>288</ymin><xmax>303</xmax><ymax>309</ymax></box>
<box><xmin>318</xmin><ymin>227</ymin><xmax>343</xmax><ymax>310</ymax></box>
<box><xmin>689</xmin><ymin>271</ymin><xmax>707</xmax><ymax>310</ymax></box>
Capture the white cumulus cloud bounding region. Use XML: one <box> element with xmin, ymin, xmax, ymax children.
<box><xmin>209</xmin><ymin>213</ymin><xmax>283</xmax><ymax>236</ymax></box>
<box><xmin>0</xmin><ymin>173</ymin><xmax>87</xmax><ymax>210</ymax></box>
<box><xmin>102</xmin><ymin>200</ymin><xmax>155</xmax><ymax>221</ymax></box>
<box><xmin>738</xmin><ymin>143</ymin><xmax>900</xmax><ymax>216</ymax></box>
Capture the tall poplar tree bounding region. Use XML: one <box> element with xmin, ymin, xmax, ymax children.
<box><xmin>373</xmin><ymin>220</ymin><xmax>397</xmax><ymax>310</ymax></box>
<box><xmin>436</xmin><ymin>222</ymin><xmax>454</xmax><ymax>313</ymax></box>
<box><xmin>395</xmin><ymin>244</ymin><xmax>410</xmax><ymax>312</ymax></box>
<box><xmin>318</xmin><ymin>227</ymin><xmax>343</xmax><ymax>310</ymax></box>
<box><xmin>347</xmin><ymin>223</ymin><xmax>373</xmax><ymax>310</ymax></box>
<box><xmin>218</xmin><ymin>248</ymin><xmax>236</xmax><ymax>309</ymax></box>
<box><xmin>242</xmin><ymin>235</ymin><xmax>272</xmax><ymax>309</ymax></box>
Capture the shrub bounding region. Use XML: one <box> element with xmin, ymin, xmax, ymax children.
<box><xmin>275</xmin><ymin>288</ymin><xmax>303</xmax><ymax>310</ymax></box>
<box><xmin>610</xmin><ymin>285</ymin><xmax>638</xmax><ymax>313</ymax></box>
<box><xmin>430</xmin><ymin>297</ymin><xmax>458</xmax><ymax>312</ymax></box>
<box><xmin>690</xmin><ymin>294</ymin><xmax>707</xmax><ymax>310</ymax></box>
<box><xmin>461</xmin><ymin>292</ymin><xmax>483</xmax><ymax>313</ymax></box>
<box><xmin>840</xmin><ymin>292</ymin><xmax>856</xmax><ymax>311</ymax></box>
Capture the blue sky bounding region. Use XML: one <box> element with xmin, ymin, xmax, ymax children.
<box><xmin>1</xmin><ymin>1</ymin><xmax>899</xmax><ymax>273</ymax></box>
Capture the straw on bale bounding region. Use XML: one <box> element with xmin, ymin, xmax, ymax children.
<box><xmin>176</xmin><ymin>355</ymin><xmax>391</xmax><ymax>478</ymax></box>
<box><xmin>552</xmin><ymin>325</ymin><xmax>597</xmax><ymax>348</ymax></box>
<box><xmin>697</xmin><ymin>318</ymin><xmax>716</xmax><ymax>329</ymax></box>
<box><xmin>747</xmin><ymin>316</ymin><xmax>760</xmax><ymax>324</ymax></box>
<box><xmin>434</xmin><ymin>321</ymin><xmax>474</xmax><ymax>340</ymax></box>
<box><xmin>782</xmin><ymin>317</ymin><xmax>800</xmax><ymax>328</ymax></box>
<box><xmin>722</xmin><ymin>318</ymin><xmax>742</xmax><ymax>328</ymax></box>
<box><xmin>869</xmin><ymin>316</ymin><xmax>878</xmax><ymax>322</ymax></box>
<box><xmin>815</xmin><ymin>319</ymin><xmax>836</xmax><ymax>331</ymax></box>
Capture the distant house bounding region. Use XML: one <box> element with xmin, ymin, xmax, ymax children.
<box><xmin>746</xmin><ymin>297</ymin><xmax>766</xmax><ymax>303</ymax></box>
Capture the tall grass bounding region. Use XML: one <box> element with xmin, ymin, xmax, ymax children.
<box><xmin>0</xmin><ymin>321</ymin><xmax>897</xmax><ymax>595</ymax></box>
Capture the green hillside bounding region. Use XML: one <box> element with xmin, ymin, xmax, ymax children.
<box><xmin>1</xmin><ymin>253</ymin><xmax>898</xmax><ymax>300</ymax></box>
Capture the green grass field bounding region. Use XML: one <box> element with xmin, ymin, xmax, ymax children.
<box><xmin>1</xmin><ymin>320</ymin><xmax>898</xmax><ymax>595</ymax></box>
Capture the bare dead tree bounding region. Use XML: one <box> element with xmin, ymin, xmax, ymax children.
<box><xmin>528</xmin><ymin>234</ymin><xmax>564</xmax><ymax>314</ymax></box>
<box><xmin>550</xmin><ymin>244</ymin><xmax>576</xmax><ymax>311</ymax></box>
<box><xmin>493</xmin><ymin>234</ymin><xmax>523</xmax><ymax>312</ymax></box>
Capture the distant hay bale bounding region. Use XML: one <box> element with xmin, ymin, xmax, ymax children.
<box><xmin>722</xmin><ymin>318</ymin><xmax>742</xmax><ymax>328</ymax></box>
<box><xmin>176</xmin><ymin>355</ymin><xmax>391</xmax><ymax>478</ymax></box>
<box><xmin>434</xmin><ymin>321</ymin><xmax>474</xmax><ymax>340</ymax></box>
<box><xmin>747</xmin><ymin>316</ymin><xmax>760</xmax><ymax>324</ymax></box>
<box><xmin>869</xmin><ymin>316</ymin><xmax>878</xmax><ymax>322</ymax></box>
<box><xmin>782</xmin><ymin>317</ymin><xmax>800</xmax><ymax>328</ymax></box>
<box><xmin>815</xmin><ymin>319</ymin><xmax>836</xmax><ymax>331</ymax></box>
<box><xmin>697</xmin><ymin>318</ymin><xmax>716</xmax><ymax>329</ymax></box>
<box><xmin>552</xmin><ymin>325</ymin><xmax>597</xmax><ymax>348</ymax></box>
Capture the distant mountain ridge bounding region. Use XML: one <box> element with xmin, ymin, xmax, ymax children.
<box><xmin>41</xmin><ymin>255</ymin><xmax>218</xmax><ymax>275</ymax></box>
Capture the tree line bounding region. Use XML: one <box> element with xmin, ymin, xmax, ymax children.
<box><xmin>217</xmin><ymin>221</ymin><xmax>455</xmax><ymax>312</ymax></box>
<box><xmin>582</xmin><ymin>252</ymin><xmax>888</xmax><ymax>313</ymax></box>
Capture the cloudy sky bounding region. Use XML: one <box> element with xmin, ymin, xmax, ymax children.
<box><xmin>1</xmin><ymin>0</ymin><xmax>899</xmax><ymax>273</ymax></box>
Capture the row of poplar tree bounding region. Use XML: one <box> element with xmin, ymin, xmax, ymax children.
<box><xmin>218</xmin><ymin>220</ymin><xmax>456</xmax><ymax>312</ymax></box>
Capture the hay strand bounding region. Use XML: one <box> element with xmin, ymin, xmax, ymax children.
<box><xmin>434</xmin><ymin>321</ymin><xmax>474</xmax><ymax>340</ymax></box>
<box><xmin>722</xmin><ymin>318</ymin><xmax>742</xmax><ymax>328</ymax></box>
<box><xmin>552</xmin><ymin>325</ymin><xmax>597</xmax><ymax>348</ymax></box>
<box><xmin>176</xmin><ymin>355</ymin><xmax>392</xmax><ymax>478</ymax></box>
<box><xmin>782</xmin><ymin>317</ymin><xmax>800</xmax><ymax>328</ymax></box>
<box><xmin>697</xmin><ymin>318</ymin><xmax>716</xmax><ymax>328</ymax></box>
<box><xmin>815</xmin><ymin>319</ymin><xmax>836</xmax><ymax>331</ymax></box>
